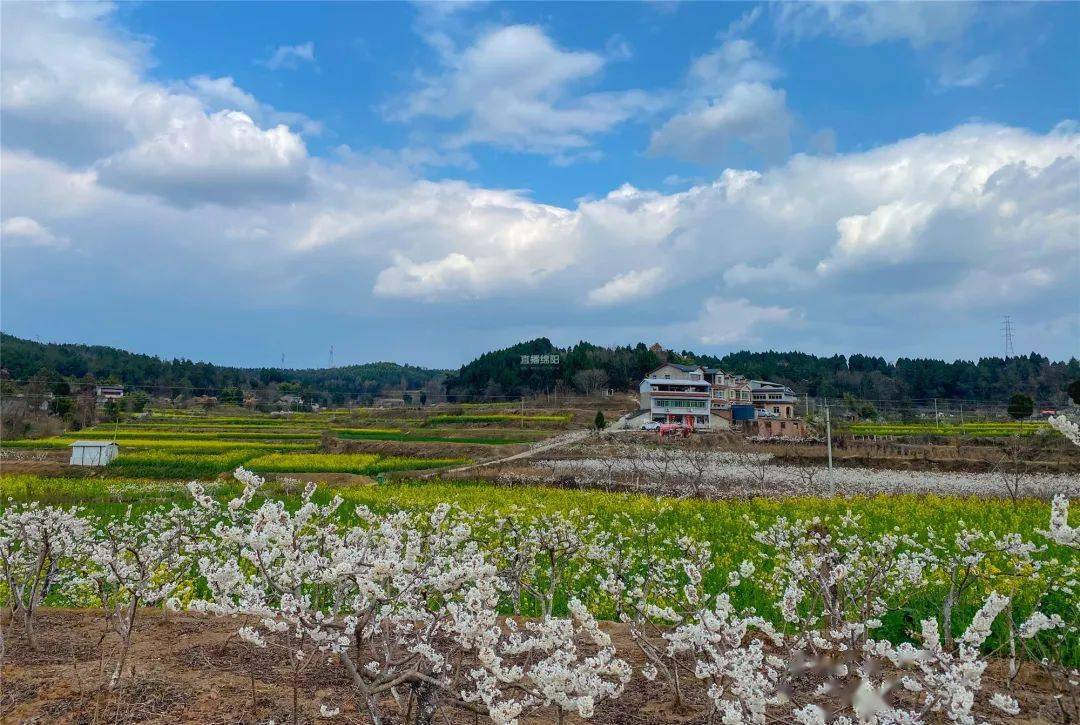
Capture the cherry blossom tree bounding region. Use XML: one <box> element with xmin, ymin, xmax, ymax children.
<box><xmin>0</xmin><ymin>502</ymin><xmax>89</xmax><ymax>651</ymax></box>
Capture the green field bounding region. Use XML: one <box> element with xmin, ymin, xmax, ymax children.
<box><xmin>59</xmin><ymin>428</ymin><xmax>321</xmax><ymax>441</ymax></box>
<box><xmin>246</xmin><ymin>452</ymin><xmax>469</xmax><ymax>475</ymax></box>
<box><xmin>0</xmin><ymin>473</ymin><xmax>1072</xmax><ymax>660</ymax></box>
<box><xmin>105</xmin><ymin>448</ymin><xmax>264</xmax><ymax>479</ymax></box>
<box><xmin>1</xmin><ymin>437</ymin><xmax>316</xmax><ymax>453</ymax></box>
<box><xmin>427</xmin><ymin>413</ymin><xmax>571</xmax><ymax>425</ymax></box>
<box><xmin>336</xmin><ymin>429</ymin><xmax>536</xmax><ymax>445</ymax></box>
<box><xmin>0</xmin><ymin>406</ymin><xmax>566</xmax><ymax>480</ymax></box>
<box><xmin>847</xmin><ymin>421</ymin><xmax>1053</xmax><ymax>437</ymax></box>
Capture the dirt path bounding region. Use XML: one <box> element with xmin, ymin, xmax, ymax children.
<box><xmin>430</xmin><ymin>430</ymin><xmax>591</xmax><ymax>476</ymax></box>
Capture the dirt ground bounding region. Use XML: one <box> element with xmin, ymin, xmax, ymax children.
<box><xmin>0</xmin><ymin>449</ymin><xmax>75</xmax><ymax>477</ymax></box>
<box><xmin>1</xmin><ymin>609</ymin><xmax>1070</xmax><ymax>724</ymax></box>
<box><xmin>327</xmin><ymin>437</ymin><xmax>532</xmax><ymax>460</ymax></box>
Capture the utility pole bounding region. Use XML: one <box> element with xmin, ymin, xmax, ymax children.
<box><xmin>934</xmin><ymin>397</ymin><xmax>939</xmax><ymax>421</ymax></box>
<box><xmin>825</xmin><ymin>399</ymin><xmax>834</xmax><ymax>496</ymax></box>
<box><xmin>959</xmin><ymin>402</ymin><xmax>964</xmax><ymax>425</ymax></box>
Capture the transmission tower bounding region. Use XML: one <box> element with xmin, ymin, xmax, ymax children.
<box><xmin>329</xmin><ymin>345</ymin><xmax>334</xmax><ymax>368</ymax></box>
<box><xmin>1001</xmin><ymin>316</ymin><xmax>1015</xmax><ymax>357</ymax></box>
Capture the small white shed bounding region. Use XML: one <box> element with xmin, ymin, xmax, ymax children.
<box><xmin>69</xmin><ymin>441</ymin><xmax>119</xmax><ymax>466</ymax></box>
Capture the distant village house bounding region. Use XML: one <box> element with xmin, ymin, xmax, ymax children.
<box><xmin>639</xmin><ymin>362</ymin><xmax>806</xmax><ymax>437</ymax></box>
<box><xmin>95</xmin><ymin>385</ymin><xmax>124</xmax><ymax>402</ymax></box>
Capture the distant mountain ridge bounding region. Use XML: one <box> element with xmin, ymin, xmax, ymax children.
<box><xmin>0</xmin><ymin>333</ymin><xmax>446</xmax><ymax>403</ymax></box>
<box><xmin>2</xmin><ymin>333</ymin><xmax>1077</xmax><ymax>404</ymax></box>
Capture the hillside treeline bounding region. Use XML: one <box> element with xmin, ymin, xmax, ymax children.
<box><xmin>445</xmin><ymin>338</ymin><xmax>1079</xmax><ymax>404</ymax></box>
<box><xmin>2</xmin><ymin>333</ymin><xmax>1077</xmax><ymax>405</ymax></box>
<box><xmin>0</xmin><ymin>333</ymin><xmax>444</xmax><ymax>404</ymax></box>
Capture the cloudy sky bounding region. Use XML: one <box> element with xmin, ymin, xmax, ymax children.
<box><xmin>1</xmin><ymin>1</ymin><xmax>1077</xmax><ymax>368</ymax></box>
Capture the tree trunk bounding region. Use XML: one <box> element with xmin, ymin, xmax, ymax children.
<box><xmin>20</xmin><ymin>607</ymin><xmax>40</xmax><ymax>652</ymax></box>
<box><xmin>412</xmin><ymin>680</ymin><xmax>439</xmax><ymax>725</ymax></box>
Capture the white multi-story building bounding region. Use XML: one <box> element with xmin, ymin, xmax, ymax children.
<box><xmin>639</xmin><ymin>375</ymin><xmax>712</xmax><ymax>428</ymax></box>
<box><xmin>640</xmin><ymin>363</ymin><xmax>799</xmax><ymax>429</ymax></box>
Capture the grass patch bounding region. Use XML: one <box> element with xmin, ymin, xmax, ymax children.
<box><xmin>336</xmin><ymin>429</ymin><xmax>533</xmax><ymax>445</ymax></box>
<box><xmin>847</xmin><ymin>421</ymin><xmax>1053</xmax><ymax>438</ymax></box>
<box><xmin>427</xmin><ymin>413</ymin><xmax>571</xmax><ymax>425</ymax></box>
<box><xmin>2</xmin><ymin>438</ymin><xmax>315</xmax><ymax>453</ymax></box>
<box><xmin>105</xmin><ymin>448</ymin><xmax>263</xmax><ymax>479</ymax></box>
<box><xmin>245</xmin><ymin>453</ymin><xmax>468</xmax><ymax>475</ymax></box>
<box><xmin>61</xmin><ymin>429</ymin><xmax>321</xmax><ymax>442</ymax></box>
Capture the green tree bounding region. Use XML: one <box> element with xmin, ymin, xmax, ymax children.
<box><xmin>50</xmin><ymin>379</ymin><xmax>74</xmax><ymax>417</ymax></box>
<box><xmin>1068</xmin><ymin>379</ymin><xmax>1080</xmax><ymax>405</ymax></box>
<box><xmin>102</xmin><ymin>398</ymin><xmax>122</xmax><ymax>422</ymax></box>
<box><xmin>594</xmin><ymin>410</ymin><xmax>606</xmax><ymax>431</ymax></box>
<box><xmin>1007</xmin><ymin>393</ymin><xmax>1034</xmax><ymax>420</ymax></box>
<box><xmin>219</xmin><ymin>387</ymin><xmax>243</xmax><ymax>406</ymax></box>
<box><xmin>127</xmin><ymin>390</ymin><xmax>150</xmax><ymax>412</ymax></box>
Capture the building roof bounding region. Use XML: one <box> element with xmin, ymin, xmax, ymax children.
<box><xmin>750</xmin><ymin>379</ymin><xmax>797</xmax><ymax>395</ymax></box>
<box><xmin>649</xmin><ymin>362</ymin><xmax>705</xmax><ymax>374</ymax></box>
<box><xmin>642</xmin><ymin>377</ymin><xmax>710</xmax><ymax>387</ymax></box>
<box><xmin>69</xmin><ymin>440</ymin><xmax>118</xmax><ymax>447</ymax></box>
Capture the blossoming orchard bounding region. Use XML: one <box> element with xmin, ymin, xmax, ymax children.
<box><xmin>2</xmin><ymin>410</ymin><xmax>1077</xmax><ymax>724</ymax></box>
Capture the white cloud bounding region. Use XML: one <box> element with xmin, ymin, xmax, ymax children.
<box><xmin>262</xmin><ymin>42</ymin><xmax>316</xmax><ymax>70</ymax></box>
<box><xmin>0</xmin><ymin>3</ymin><xmax>313</xmax><ymax>206</ymax></box>
<box><xmin>650</xmin><ymin>82</ymin><xmax>792</xmax><ymax>163</ymax></box>
<box><xmin>390</xmin><ymin>24</ymin><xmax>660</xmax><ymax>154</ymax></box>
<box><xmin>97</xmin><ymin>109</ymin><xmax>309</xmax><ymax>206</ymax></box>
<box><xmin>586</xmin><ymin>268</ymin><xmax>666</xmax><ymax>306</ymax></box>
<box><xmin>184</xmin><ymin>75</ymin><xmax>323</xmax><ymax>136</ymax></box>
<box><xmin>0</xmin><ymin>2</ymin><xmax>151</xmax><ymax>163</ymax></box>
<box><xmin>817</xmin><ymin>200</ymin><xmax>935</xmax><ymax>273</ymax></box>
<box><xmin>937</xmin><ymin>54</ymin><xmax>999</xmax><ymax>90</ymax></box>
<box><xmin>724</xmin><ymin>257</ymin><xmax>809</xmax><ymax>289</ymax></box>
<box><xmin>649</xmin><ymin>40</ymin><xmax>792</xmax><ymax>164</ymax></box>
<box><xmin>775</xmin><ymin>3</ymin><xmax>1010</xmax><ymax>91</ymax></box>
<box><xmin>690</xmin><ymin>298</ymin><xmax>793</xmax><ymax>345</ymax></box>
<box><xmin>1</xmin><ymin>2</ymin><xmax>1075</xmax><ymax>359</ymax></box>
<box><xmin>775</xmin><ymin>3</ymin><xmax>977</xmax><ymax>48</ymax></box>
<box><xmin>1</xmin><ymin>216</ymin><xmax>69</xmax><ymax>249</ymax></box>
<box><xmin>686</xmin><ymin>39</ymin><xmax>781</xmax><ymax>93</ymax></box>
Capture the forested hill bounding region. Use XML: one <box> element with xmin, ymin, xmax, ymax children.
<box><xmin>0</xmin><ymin>333</ymin><xmax>445</xmax><ymax>401</ymax></box>
<box><xmin>445</xmin><ymin>338</ymin><xmax>1079</xmax><ymax>404</ymax></box>
<box><xmin>3</xmin><ymin>333</ymin><xmax>1077</xmax><ymax>404</ymax></box>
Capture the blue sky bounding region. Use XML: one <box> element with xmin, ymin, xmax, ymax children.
<box><xmin>1</xmin><ymin>1</ymin><xmax>1078</xmax><ymax>368</ymax></box>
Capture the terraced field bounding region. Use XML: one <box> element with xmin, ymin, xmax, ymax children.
<box><xmin>0</xmin><ymin>405</ymin><xmax>569</xmax><ymax>479</ymax></box>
